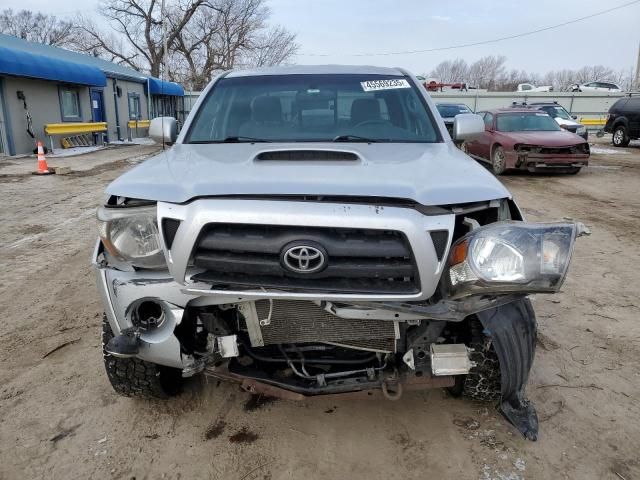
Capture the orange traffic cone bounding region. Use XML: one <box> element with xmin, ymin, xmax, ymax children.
<box><xmin>34</xmin><ymin>141</ymin><xmax>52</xmax><ymax>175</ymax></box>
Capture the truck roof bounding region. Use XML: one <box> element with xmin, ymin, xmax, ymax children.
<box><xmin>225</xmin><ymin>64</ymin><xmax>407</xmax><ymax>78</ymax></box>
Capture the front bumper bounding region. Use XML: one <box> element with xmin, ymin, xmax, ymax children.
<box><xmin>95</xmin><ymin>248</ymin><xmax>523</xmax><ymax>370</ymax></box>
<box><xmin>96</xmin><ymin>260</ymin><xmax>192</xmax><ymax>369</ymax></box>
<box><xmin>506</xmin><ymin>151</ymin><xmax>589</xmax><ymax>171</ymax></box>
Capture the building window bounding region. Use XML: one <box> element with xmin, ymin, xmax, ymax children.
<box><xmin>128</xmin><ymin>93</ymin><xmax>142</xmax><ymax>120</ymax></box>
<box><xmin>59</xmin><ymin>87</ymin><xmax>82</xmax><ymax>121</ymax></box>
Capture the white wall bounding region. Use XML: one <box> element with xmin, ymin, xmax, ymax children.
<box><xmin>428</xmin><ymin>91</ymin><xmax>625</xmax><ymax>120</ymax></box>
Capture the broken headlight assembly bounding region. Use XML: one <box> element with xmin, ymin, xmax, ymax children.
<box><xmin>444</xmin><ymin>221</ymin><xmax>578</xmax><ymax>299</ymax></box>
<box><xmin>97</xmin><ymin>205</ymin><xmax>166</xmax><ymax>269</ymax></box>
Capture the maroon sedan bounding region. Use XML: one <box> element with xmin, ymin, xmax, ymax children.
<box><xmin>463</xmin><ymin>108</ymin><xmax>590</xmax><ymax>175</ymax></box>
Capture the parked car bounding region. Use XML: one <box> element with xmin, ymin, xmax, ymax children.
<box><xmin>516</xmin><ymin>83</ymin><xmax>553</xmax><ymax>92</ymax></box>
<box><xmin>95</xmin><ymin>65</ymin><xmax>586</xmax><ymax>442</ymax></box>
<box><xmin>571</xmin><ymin>82</ymin><xmax>621</xmax><ymax>92</ymax></box>
<box><xmin>463</xmin><ymin>108</ymin><xmax>590</xmax><ymax>174</ymax></box>
<box><xmin>528</xmin><ymin>101</ymin><xmax>588</xmax><ymax>140</ymax></box>
<box><xmin>435</xmin><ymin>102</ymin><xmax>472</xmax><ymax>136</ymax></box>
<box><xmin>604</xmin><ymin>94</ymin><xmax>640</xmax><ymax>147</ymax></box>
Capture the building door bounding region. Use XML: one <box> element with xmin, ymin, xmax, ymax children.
<box><xmin>0</xmin><ymin>85</ymin><xmax>8</xmax><ymax>156</ymax></box>
<box><xmin>91</xmin><ymin>89</ymin><xmax>105</xmax><ymax>122</ymax></box>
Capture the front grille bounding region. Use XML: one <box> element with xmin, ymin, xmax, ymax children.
<box><xmin>539</xmin><ymin>146</ymin><xmax>581</xmax><ymax>155</ymax></box>
<box><xmin>191</xmin><ymin>224</ymin><xmax>420</xmax><ymax>294</ymax></box>
<box><xmin>254</xmin><ymin>300</ymin><xmax>396</xmax><ymax>352</ymax></box>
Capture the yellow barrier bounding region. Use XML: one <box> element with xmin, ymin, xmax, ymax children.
<box><xmin>44</xmin><ymin>122</ymin><xmax>108</xmax><ymax>151</ymax></box>
<box><xmin>45</xmin><ymin>122</ymin><xmax>107</xmax><ymax>135</ymax></box>
<box><xmin>578</xmin><ymin>118</ymin><xmax>607</xmax><ymax>127</ymax></box>
<box><xmin>127</xmin><ymin>120</ymin><xmax>151</xmax><ymax>129</ymax></box>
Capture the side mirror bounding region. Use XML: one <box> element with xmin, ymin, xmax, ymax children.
<box><xmin>453</xmin><ymin>113</ymin><xmax>485</xmax><ymax>141</ymax></box>
<box><xmin>149</xmin><ymin>117</ymin><xmax>177</xmax><ymax>145</ymax></box>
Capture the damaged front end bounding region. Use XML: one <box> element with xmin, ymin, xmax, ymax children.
<box><xmin>94</xmin><ymin>197</ymin><xmax>585</xmax><ymax>441</ymax></box>
<box><xmin>513</xmin><ymin>143</ymin><xmax>590</xmax><ymax>172</ymax></box>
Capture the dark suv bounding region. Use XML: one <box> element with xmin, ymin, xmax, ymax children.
<box><xmin>604</xmin><ymin>95</ymin><xmax>640</xmax><ymax>147</ymax></box>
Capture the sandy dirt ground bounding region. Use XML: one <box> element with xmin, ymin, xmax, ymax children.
<box><xmin>1</xmin><ymin>140</ymin><xmax>639</xmax><ymax>480</ymax></box>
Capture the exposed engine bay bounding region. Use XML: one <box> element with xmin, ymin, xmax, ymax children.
<box><xmin>97</xmin><ymin>197</ymin><xmax>583</xmax><ymax>442</ymax></box>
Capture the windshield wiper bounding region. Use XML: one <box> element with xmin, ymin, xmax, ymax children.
<box><xmin>222</xmin><ymin>136</ymin><xmax>271</xmax><ymax>143</ymax></box>
<box><xmin>332</xmin><ymin>134</ymin><xmax>378</xmax><ymax>143</ymax></box>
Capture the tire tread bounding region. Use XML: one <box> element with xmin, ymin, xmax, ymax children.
<box><xmin>102</xmin><ymin>315</ymin><xmax>181</xmax><ymax>398</ymax></box>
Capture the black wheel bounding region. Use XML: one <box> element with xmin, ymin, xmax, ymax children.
<box><xmin>448</xmin><ymin>318</ymin><xmax>501</xmax><ymax>401</ymax></box>
<box><xmin>491</xmin><ymin>146</ymin><xmax>507</xmax><ymax>175</ymax></box>
<box><xmin>102</xmin><ymin>315</ymin><xmax>183</xmax><ymax>398</ymax></box>
<box><xmin>612</xmin><ymin>125</ymin><xmax>630</xmax><ymax>147</ymax></box>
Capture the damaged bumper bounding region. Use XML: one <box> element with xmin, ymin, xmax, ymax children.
<box><xmin>96</xmin><ymin>249</ymin><xmax>540</xmax><ymax>439</ymax></box>
<box><xmin>507</xmin><ymin>151</ymin><xmax>589</xmax><ymax>171</ymax></box>
<box><xmin>94</xmin><ymin>241</ymin><xmax>523</xmax><ymax>371</ymax></box>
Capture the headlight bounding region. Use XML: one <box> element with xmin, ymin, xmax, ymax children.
<box><xmin>97</xmin><ymin>205</ymin><xmax>166</xmax><ymax>269</ymax></box>
<box><xmin>445</xmin><ymin>222</ymin><xmax>578</xmax><ymax>298</ymax></box>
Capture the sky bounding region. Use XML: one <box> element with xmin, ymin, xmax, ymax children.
<box><xmin>4</xmin><ymin>0</ymin><xmax>640</xmax><ymax>76</ymax></box>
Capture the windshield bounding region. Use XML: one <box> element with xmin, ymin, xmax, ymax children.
<box><xmin>436</xmin><ymin>104</ymin><xmax>471</xmax><ymax>118</ymax></box>
<box><xmin>186</xmin><ymin>74</ymin><xmax>439</xmax><ymax>143</ymax></box>
<box><xmin>541</xmin><ymin>106</ymin><xmax>572</xmax><ymax>121</ymax></box>
<box><xmin>495</xmin><ymin>113</ymin><xmax>561</xmax><ymax>132</ymax></box>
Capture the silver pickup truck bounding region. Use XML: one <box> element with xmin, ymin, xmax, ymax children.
<box><xmin>94</xmin><ymin>65</ymin><xmax>582</xmax><ymax>441</ymax></box>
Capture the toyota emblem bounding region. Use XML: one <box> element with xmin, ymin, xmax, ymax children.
<box><xmin>282</xmin><ymin>244</ymin><xmax>327</xmax><ymax>274</ymax></box>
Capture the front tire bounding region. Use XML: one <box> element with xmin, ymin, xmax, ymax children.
<box><xmin>612</xmin><ymin>125</ymin><xmax>630</xmax><ymax>147</ymax></box>
<box><xmin>102</xmin><ymin>315</ymin><xmax>183</xmax><ymax>398</ymax></box>
<box><xmin>491</xmin><ymin>146</ymin><xmax>507</xmax><ymax>175</ymax></box>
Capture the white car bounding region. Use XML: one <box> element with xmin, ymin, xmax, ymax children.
<box><xmin>571</xmin><ymin>82</ymin><xmax>621</xmax><ymax>92</ymax></box>
<box><xmin>516</xmin><ymin>83</ymin><xmax>553</xmax><ymax>92</ymax></box>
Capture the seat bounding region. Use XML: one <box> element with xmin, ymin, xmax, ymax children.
<box><xmin>238</xmin><ymin>96</ymin><xmax>288</xmax><ymax>139</ymax></box>
<box><xmin>252</xmin><ymin>96</ymin><xmax>284</xmax><ymax>123</ymax></box>
<box><xmin>351</xmin><ymin>98</ymin><xmax>381</xmax><ymax>126</ymax></box>
<box><xmin>226</xmin><ymin>101</ymin><xmax>251</xmax><ymax>137</ymax></box>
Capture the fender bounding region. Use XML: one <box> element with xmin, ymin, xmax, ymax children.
<box><xmin>477</xmin><ymin>297</ymin><xmax>539</xmax><ymax>440</ymax></box>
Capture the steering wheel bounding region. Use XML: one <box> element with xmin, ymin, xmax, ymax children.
<box><xmin>353</xmin><ymin>119</ymin><xmax>390</xmax><ymax>129</ymax></box>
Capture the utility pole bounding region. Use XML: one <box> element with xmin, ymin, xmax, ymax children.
<box><xmin>635</xmin><ymin>40</ymin><xmax>640</xmax><ymax>90</ymax></box>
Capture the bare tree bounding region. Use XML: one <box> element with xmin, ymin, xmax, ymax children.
<box><xmin>0</xmin><ymin>9</ymin><xmax>76</xmax><ymax>46</ymax></box>
<box><xmin>428</xmin><ymin>58</ymin><xmax>468</xmax><ymax>83</ymax></box>
<box><xmin>73</xmin><ymin>0</ymin><xmax>297</xmax><ymax>89</ymax></box>
<box><xmin>467</xmin><ymin>55</ymin><xmax>507</xmax><ymax>90</ymax></box>
<box><xmin>495</xmin><ymin>69</ymin><xmax>533</xmax><ymax>92</ymax></box>
<box><xmin>613</xmin><ymin>66</ymin><xmax>636</xmax><ymax>91</ymax></box>
<box><xmin>172</xmin><ymin>0</ymin><xmax>298</xmax><ymax>89</ymax></box>
<box><xmin>73</xmin><ymin>0</ymin><xmax>209</xmax><ymax>77</ymax></box>
<box><xmin>242</xmin><ymin>25</ymin><xmax>298</xmax><ymax>68</ymax></box>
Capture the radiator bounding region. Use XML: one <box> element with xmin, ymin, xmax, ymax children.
<box><xmin>239</xmin><ymin>300</ymin><xmax>398</xmax><ymax>353</ymax></box>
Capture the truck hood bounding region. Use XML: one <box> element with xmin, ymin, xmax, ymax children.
<box><xmin>502</xmin><ymin>130</ymin><xmax>586</xmax><ymax>146</ymax></box>
<box><xmin>106</xmin><ymin>142</ymin><xmax>510</xmax><ymax>205</ymax></box>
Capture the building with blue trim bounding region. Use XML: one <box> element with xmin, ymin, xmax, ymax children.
<box><xmin>0</xmin><ymin>33</ymin><xmax>184</xmax><ymax>156</ymax></box>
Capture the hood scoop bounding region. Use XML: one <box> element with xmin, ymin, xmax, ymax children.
<box><xmin>255</xmin><ymin>150</ymin><xmax>360</xmax><ymax>162</ymax></box>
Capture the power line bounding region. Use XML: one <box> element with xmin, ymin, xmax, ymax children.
<box><xmin>299</xmin><ymin>0</ymin><xmax>640</xmax><ymax>57</ymax></box>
